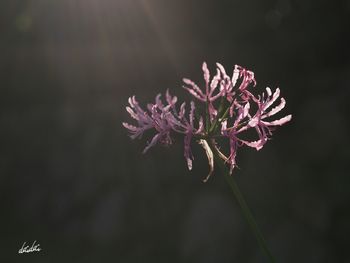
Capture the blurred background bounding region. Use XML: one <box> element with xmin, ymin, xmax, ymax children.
<box><xmin>0</xmin><ymin>0</ymin><xmax>349</xmax><ymax>262</ymax></box>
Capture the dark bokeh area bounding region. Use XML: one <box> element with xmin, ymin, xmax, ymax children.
<box><xmin>1</xmin><ymin>0</ymin><xmax>349</xmax><ymax>262</ymax></box>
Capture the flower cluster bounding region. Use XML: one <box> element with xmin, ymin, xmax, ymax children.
<box><xmin>123</xmin><ymin>62</ymin><xmax>291</xmax><ymax>181</ymax></box>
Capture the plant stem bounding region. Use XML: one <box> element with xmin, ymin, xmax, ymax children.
<box><xmin>209</xmin><ymin>141</ymin><xmax>276</xmax><ymax>263</ymax></box>
<box><xmin>205</xmin><ymin>99</ymin><xmax>210</xmax><ymax>134</ymax></box>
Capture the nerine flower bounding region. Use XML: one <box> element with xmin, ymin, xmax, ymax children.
<box><xmin>123</xmin><ymin>90</ymin><xmax>204</xmax><ymax>170</ymax></box>
<box><xmin>123</xmin><ymin>62</ymin><xmax>291</xmax><ymax>181</ymax></box>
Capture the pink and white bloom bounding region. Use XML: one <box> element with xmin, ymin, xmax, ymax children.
<box><xmin>124</xmin><ymin>62</ymin><xmax>291</xmax><ymax>181</ymax></box>
<box><xmin>123</xmin><ymin>90</ymin><xmax>204</xmax><ymax>170</ymax></box>
<box><xmin>220</xmin><ymin>87</ymin><xmax>291</xmax><ymax>173</ymax></box>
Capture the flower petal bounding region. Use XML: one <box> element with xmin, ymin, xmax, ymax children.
<box><xmin>202</xmin><ymin>62</ymin><xmax>210</xmax><ymax>93</ymax></box>
<box><xmin>240</xmin><ymin>139</ymin><xmax>265</xmax><ymax>151</ymax></box>
<box><xmin>184</xmin><ymin>134</ymin><xmax>193</xmax><ymax>170</ymax></box>
<box><xmin>231</xmin><ymin>65</ymin><xmax>240</xmax><ymax>87</ymax></box>
<box><xmin>262</xmin><ymin>114</ymin><xmax>292</xmax><ymax>126</ymax></box>
<box><xmin>263</xmin><ymin>98</ymin><xmax>286</xmax><ymax>118</ymax></box>
<box><xmin>263</xmin><ymin>88</ymin><xmax>280</xmax><ymax>111</ymax></box>
<box><xmin>183</xmin><ymin>78</ymin><xmax>205</xmax><ymax>98</ymax></box>
<box><xmin>183</xmin><ymin>86</ymin><xmax>206</xmax><ymax>101</ymax></box>
<box><xmin>143</xmin><ymin>133</ymin><xmax>161</xmax><ymax>153</ymax></box>
<box><xmin>198</xmin><ymin>139</ymin><xmax>214</xmax><ymax>183</ymax></box>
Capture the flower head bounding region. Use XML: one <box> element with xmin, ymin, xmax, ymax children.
<box><xmin>124</xmin><ymin>62</ymin><xmax>291</xmax><ymax>181</ymax></box>
<box><xmin>123</xmin><ymin>90</ymin><xmax>203</xmax><ymax>169</ymax></box>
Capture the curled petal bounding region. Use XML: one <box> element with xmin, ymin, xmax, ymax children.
<box><xmin>183</xmin><ymin>78</ymin><xmax>205</xmax><ymax>99</ymax></box>
<box><xmin>183</xmin><ymin>86</ymin><xmax>206</xmax><ymax>101</ymax></box>
<box><xmin>122</xmin><ymin>122</ymin><xmax>137</xmax><ymax>131</ymax></box>
<box><xmin>263</xmin><ymin>88</ymin><xmax>280</xmax><ymax>111</ymax></box>
<box><xmin>166</xmin><ymin>89</ymin><xmax>177</xmax><ymax>107</ymax></box>
<box><xmin>143</xmin><ymin>133</ymin><xmax>161</xmax><ymax>153</ymax></box>
<box><xmin>202</xmin><ymin>62</ymin><xmax>210</xmax><ymax>93</ymax></box>
<box><xmin>266</xmin><ymin>87</ymin><xmax>272</xmax><ymax>97</ymax></box>
<box><xmin>263</xmin><ymin>98</ymin><xmax>286</xmax><ymax>118</ymax></box>
<box><xmin>240</xmin><ymin>139</ymin><xmax>265</xmax><ymax>151</ymax></box>
<box><xmin>231</xmin><ymin>65</ymin><xmax>240</xmax><ymax>87</ymax></box>
<box><xmin>210</xmin><ymin>69</ymin><xmax>221</xmax><ymax>95</ymax></box>
<box><xmin>213</xmin><ymin>144</ymin><xmax>229</xmax><ymax>162</ymax></box>
<box><xmin>262</xmin><ymin>115</ymin><xmax>292</xmax><ymax>126</ymax></box>
<box><xmin>190</xmin><ymin>101</ymin><xmax>195</xmax><ymax>127</ymax></box>
<box><xmin>184</xmin><ymin>133</ymin><xmax>194</xmax><ymax>170</ymax></box>
<box><xmin>198</xmin><ymin>139</ymin><xmax>214</xmax><ymax>183</ymax></box>
<box><xmin>155</xmin><ymin>94</ymin><xmax>164</xmax><ymax>108</ymax></box>
<box><xmin>126</xmin><ymin>106</ymin><xmax>139</xmax><ymax>120</ymax></box>
<box><xmin>216</xmin><ymin>63</ymin><xmax>228</xmax><ymax>79</ymax></box>
<box><xmin>179</xmin><ymin>102</ymin><xmax>186</xmax><ymax>119</ymax></box>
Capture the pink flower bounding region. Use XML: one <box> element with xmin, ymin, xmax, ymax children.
<box><xmin>220</xmin><ymin>87</ymin><xmax>291</xmax><ymax>173</ymax></box>
<box><xmin>238</xmin><ymin>87</ymin><xmax>292</xmax><ymax>150</ymax></box>
<box><xmin>182</xmin><ymin>62</ymin><xmax>223</xmax><ymax>120</ymax></box>
<box><xmin>123</xmin><ymin>90</ymin><xmax>204</xmax><ymax>169</ymax></box>
<box><xmin>124</xmin><ymin>62</ymin><xmax>291</xmax><ymax>181</ymax></box>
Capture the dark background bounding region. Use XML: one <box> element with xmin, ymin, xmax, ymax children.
<box><xmin>1</xmin><ymin>0</ymin><xmax>349</xmax><ymax>262</ymax></box>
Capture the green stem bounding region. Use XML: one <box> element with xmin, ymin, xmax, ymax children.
<box><xmin>205</xmin><ymin>99</ymin><xmax>210</xmax><ymax>134</ymax></box>
<box><xmin>209</xmin><ymin>97</ymin><xmax>224</xmax><ymax>134</ymax></box>
<box><xmin>209</xmin><ymin>141</ymin><xmax>276</xmax><ymax>263</ymax></box>
<box><xmin>209</xmin><ymin>99</ymin><xmax>232</xmax><ymax>134</ymax></box>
